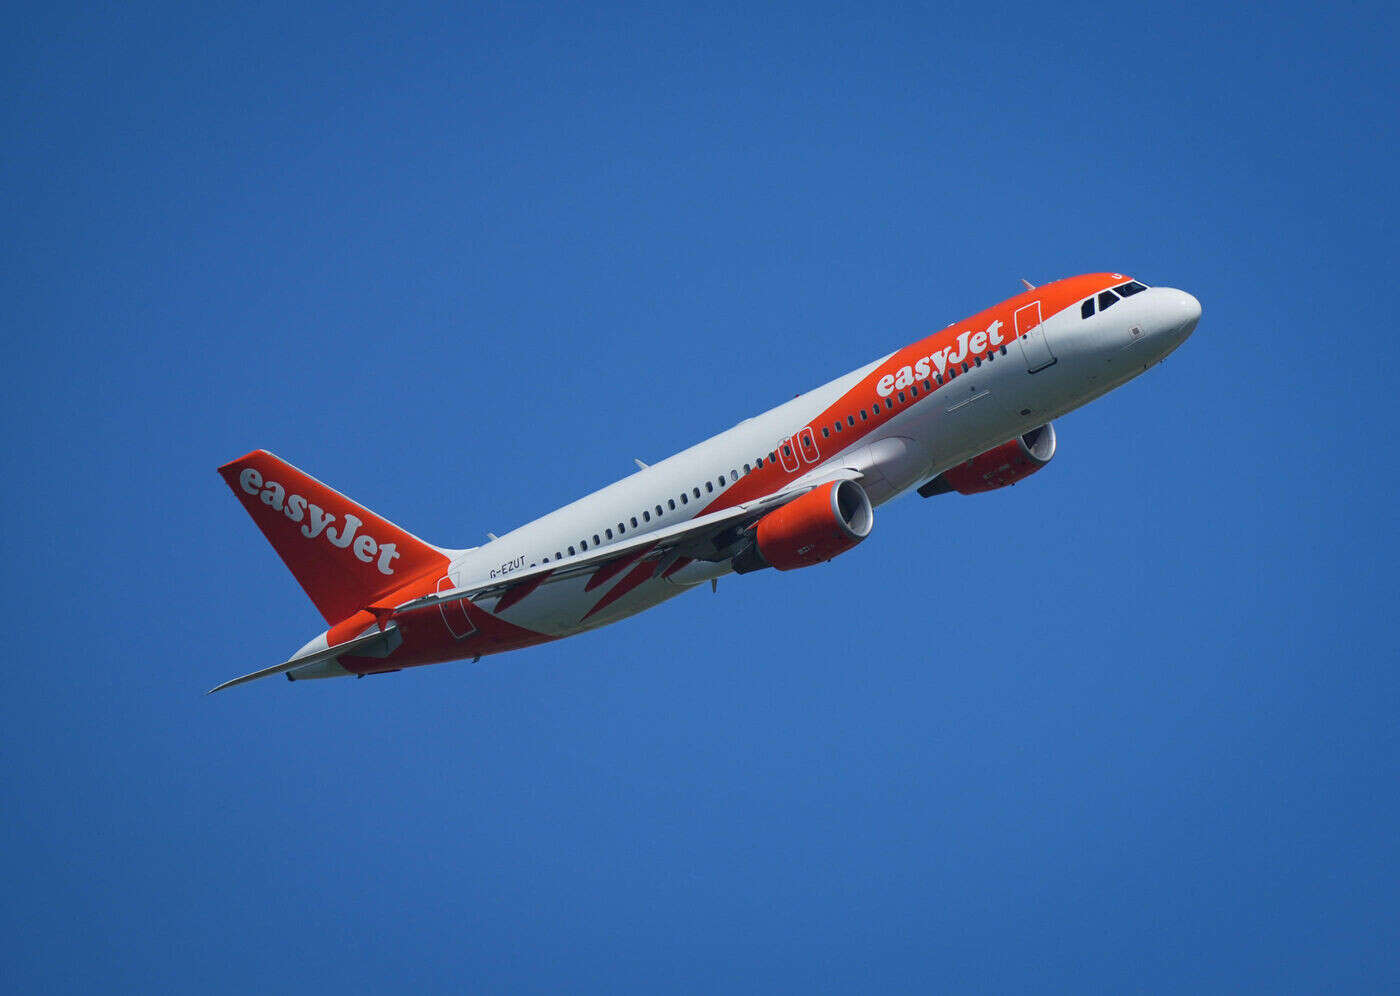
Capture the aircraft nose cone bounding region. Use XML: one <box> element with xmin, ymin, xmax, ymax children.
<box><xmin>1165</xmin><ymin>289</ymin><xmax>1202</xmax><ymax>339</ymax></box>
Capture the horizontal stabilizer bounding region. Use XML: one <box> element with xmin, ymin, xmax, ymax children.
<box><xmin>207</xmin><ymin>623</ymin><xmax>402</xmax><ymax>694</ymax></box>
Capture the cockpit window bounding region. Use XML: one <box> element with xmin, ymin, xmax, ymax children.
<box><xmin>1098</xmin><ymin>290</ymin><xmax>1119</xmax><ymax>311</ymax></box>
<box><xmin>1115</xmin><ymin>280</ymin><xmax>1148</xmax><ymax>297</ymax></box>
<box><xmin>1081</xmin><ymin>299</ymin><xmax>1095</xmax><ymax>319</ymax></box>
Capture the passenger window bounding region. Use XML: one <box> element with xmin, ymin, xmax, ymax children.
<box><xmin>606</xmin><ymin>528</ymin><xmax>613</xmax><ymax>539</ymax></box>
<box><xmin>1000</xmin><ymin>345</ymin><xmax>1007</xmax><ymax>355</ymax></box>
<box><xmin>1116</xmin><ymin>280</ymin><xmax>1147</xmax><ymax>297</ymax></box>
<box><xmin>743</xmin><ymin>463</ymin><xmax>751</xmax><ymax>474</ymax></box>
<box><xmin>556</xmin><ymin>551</ymin><xmax>562</xmax><ymax>560</ymax></box>
<box><xmin>730</xmin><ymin>470</ymin><xmax>738</xmax><ymax>482</ymax></box>
<box><xmin>783</xmin><ymin>445</ymin><xmax>792</xmax><ymax>457</ymax></box>
<box><xmin>911</xmin><ymin>385</ymin><xmax>919</xmax><ymax>396</ymax></box>
<box><xmin>631</xmin><ymin>517</ymin><xmax>638</xmax><ymax>527</ymax></box>
<box><xmin>693</xmin><ymin>487</ymin><xmax>701</xmax><ymax>499</ymax></box>
<box><xmin>1098</xmin><ymin>290</ymin><xmax>1119</xmax><ymax>311</ymax></box>
<box><xmin>580</xmin><ymin>540</ymin><xmax>588</xmax><ymax>551</ymax></box>
<box><xmin>756</xmin><ymin>457</ymin><xmax>763</xmax><ymax>468</ymax></box>
<box><xmin>834</xmin><ymin>421</ymin><xmax>843</xmax><ymax>432</ymax></box>
<box><xmin>643</xmin><ymin>511</ymin><xmax>650</xmax><ymax>522</ymax></box>
<box><xmin>923</xmin><ymin>380</ymin><xmax>931</xmax><ymax>391</ymax></box>
<box><xmin>847</xmin><ymin>415</ymin><xmax>855</xmax><ymax>426</ymax></box>
<box><xmin>668</xmin><ymin>499</ymin><xmax>676</xmax><ymax>510</ymax></box>
<box><xmin>1081</xmin><ymin>299</ymin><xmax>1095</xmax><ymax>319</ymax></box>
<box><xmin>705</xmin><ymin>481</ymin><xmax>713</xmax><ymax>493</ymax></box>
<box><xmin>860</xmin><ymin>409</ymin><xmax>868</xmax><ymax>420</ymax></box>
<box><xmin>568</xmin><ymin>546</ymin><xmax>576</xmax><ymax>555</ymax></box>
<box><xmin>897</xmin><ymin>391</ymin><xmax>906</xmax><ymax>403</ymax></box>
<box><xmin>593</xmin><ymin>534</ymin><xmax>600</xmax><ymax>545</ymax></box>
<box><xmin>655</xmin><ymin>504</ymin><xmax>663</xmax><ymax>516</ymax></box>
<box><xmin>822</xmin><ymin>427</ymin><xmax>830</xmax><ymax>438</ymax></box>
<box><xmin>769</xmin><ymin>452</ymin><xmax>777</xmax><ymax>462</ymax></box>
<box><xmin>936</xmin><ymin>373</ymin><xmax>944</xmax><ymax>385</ymax></box>
<box><xmin>680</xmin><ymin>493</ymin><xmax>688</xmax><ymax>504</ymax></box>
<box><xmin>885</xmin><ymin>399</ymin><xmax>893</xmax><ymax>410</ymax></box>
<box><xmin>961</xmin><ymin>362</ymin><xmax>969</xmax><ymax>373</ymax></box>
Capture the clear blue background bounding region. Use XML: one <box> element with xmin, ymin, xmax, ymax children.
<box><xmin>4</xmin><ymin>2</ymin><xmax>1396</xmax><ymax>991</ymax></box>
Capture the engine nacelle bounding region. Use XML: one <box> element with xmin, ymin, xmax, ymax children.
<box><xmin>733</xmin><ymin>479</ymin><xmax>874</xmax><ymax>573</ymax></box>
<box><xmin>919</xmin><ymin>423</ymin><xmax>1057</xmax><ymax>496</ymax></box>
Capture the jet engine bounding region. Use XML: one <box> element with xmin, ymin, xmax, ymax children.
<box><xmin>733</xmin><ymin>479</ymin><xmax>873</xmax><ymax>573</ymax></box>
<box><xmin>918</xmin><ymin>423</ymin><xmax>1057</xmax><ymax>496</ymax></box>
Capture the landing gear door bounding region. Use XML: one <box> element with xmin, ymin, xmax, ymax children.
<box><xmin>1015</xmin><ymin>300</ymin><xmax>1056</xmax><ymax>373</ymax></box>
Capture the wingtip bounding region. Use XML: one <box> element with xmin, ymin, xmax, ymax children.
<box><xmin>205</xmin><ymin>664</ymin><xmax>285</xmax><ymax>694</ymax></box>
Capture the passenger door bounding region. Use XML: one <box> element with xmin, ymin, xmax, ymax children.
<box><xmin>1015</xmin><ymin>300</ymin><xmax>1057</xmax><ymax>373</ymax></box>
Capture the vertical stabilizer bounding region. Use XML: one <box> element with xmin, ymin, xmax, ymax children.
<box><xmin>218</xmin><ymin>450</ymin><xmax>449</xmax><ymax>623</ymax></box>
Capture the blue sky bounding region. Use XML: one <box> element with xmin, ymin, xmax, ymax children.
<box><xmin>4</xmin><ymin>2</ymin><xmax>1397</xmax><ymax>991</ymax></box>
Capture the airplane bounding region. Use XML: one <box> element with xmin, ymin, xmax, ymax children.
<box><xmin>210</xmin><ymin>272</ymin><xmax>1201</xmax><ymax>692</ymax></box>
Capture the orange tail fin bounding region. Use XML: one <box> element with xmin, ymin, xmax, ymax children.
<box><xmin>218</xmin><ymin>450</ymin><xmax>449</xmax><ymax>624</ymax></box>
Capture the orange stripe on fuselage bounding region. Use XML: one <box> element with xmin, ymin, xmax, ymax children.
<box><xmin>584</xmin><ymin>544</ymin><xmax>657</xmax><ymax>592</ymax></box>
<box><xmin>583</xmin><ymin>557</ymin><xmax>658</xmax><ymax>621</ymax></box>
<box><xmin>493</xmin><ymin>569</ymin><xmax>554</xmax><ymax>614</ymax></box>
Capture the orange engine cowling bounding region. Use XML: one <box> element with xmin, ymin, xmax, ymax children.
<box><xmin>918</xmin><ymin>423</ymin><xmax>1057</xmax><ymax>496</ymax></box>
<box><xmin>733</xmin><ymin>479</ymin><xmax>874</xmax><ymax>573</ymax></box>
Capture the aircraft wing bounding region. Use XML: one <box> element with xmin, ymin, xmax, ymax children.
<box><xmin>392</xmin><ymin>467</ymin><xmax>866</xmax><ymax>616</ymax></box>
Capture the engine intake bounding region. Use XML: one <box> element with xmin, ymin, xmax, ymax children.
<box><xmin>733</xmin><ymin>479</ymin><xmax>873</xmax><ymax>573</ymax></box>
<box><xmin>918</xmin><ymin>423</ymin><xmax>1057</xmax><ymax>496</ymax></box>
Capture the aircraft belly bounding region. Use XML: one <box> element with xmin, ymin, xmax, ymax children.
<box><xmin>487</xmin><ymin>571</ymin><xmax>688</xmax><ymax>636</ymax></box>
<box><xmin>569</xmin><ymin>578</ymin><xmax>689</xmax><ymax>632</ymax></box>
<box><xmin>856</xmin><ymin>436</ymin><xmax>929</xmax><ymax>504</ymax></box>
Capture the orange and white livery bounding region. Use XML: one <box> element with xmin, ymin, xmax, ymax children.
<box><xmin>212</xmin><ymin>273</ymin><xmax>1200</xmax><ymax>692</ymax></box>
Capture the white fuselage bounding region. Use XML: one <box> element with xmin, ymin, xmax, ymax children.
<box><xmin>446</xmin><ymin>282</ymin><xmax>1200</xmax><ymax>637</ymax></box>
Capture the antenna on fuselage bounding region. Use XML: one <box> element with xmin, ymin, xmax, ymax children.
<box><xmin>1020</xmin><ymin>278</ymin><xmax>1036</xmax><ymax>291</ymax></box>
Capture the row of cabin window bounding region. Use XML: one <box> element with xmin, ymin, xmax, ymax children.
<box><xmin>538</xmin><ymin>337</ymin><xmax>1017</xmax><ymax>564</ymax></box>
<box><xmin>543</xmin><ymin>471</ymin><xmax>746</xmax><ymax>562</ymax></box>
<box><xmin>542</xmin><ymin>431</ymin><xmax>850</xmax><ymax>563</ymax></box>
<box><xmin>812</xmin><ymin>344</ymin><xmax>1012</xmax><ymax>440</ymax></box>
